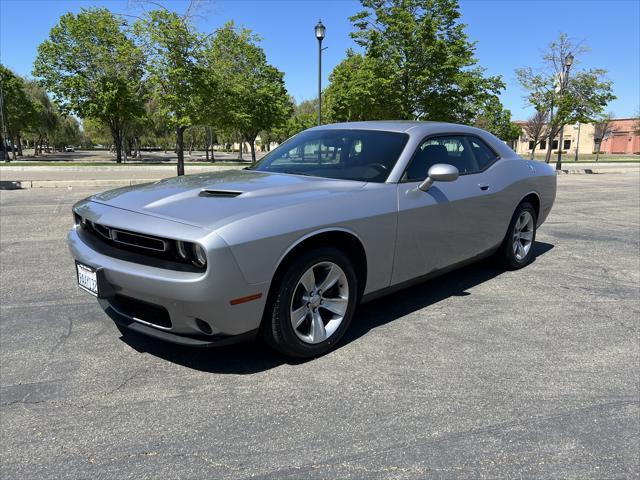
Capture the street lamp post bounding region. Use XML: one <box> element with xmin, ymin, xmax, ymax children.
<box><xmin>574</xmin><ymin>122</ymin><xmax>581</xmax><ymax>161</ymax></box>
<box><xmin>314</xmin><ymin>20</ymin><xmax>326</xmax><ymax>126</ymax></box>
<box><xmin>555</xmin><ymin>53</ymin><xmax>574</xmax><ymax>171</ymax></box>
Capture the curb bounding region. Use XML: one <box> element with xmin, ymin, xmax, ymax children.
<box><xmin>0</xmin><ymin>164</ymin><xmax>249</xmax><ymax>172</ymax></box>
<box><xmin>19</xmin><ymin>179</ymin><xmax>154</xmax><ymax>189</ymax></box>
<box><xmin>557</xmin><ymin>168</ymin><xmax>639</xmax><ymax>175</ymax></box>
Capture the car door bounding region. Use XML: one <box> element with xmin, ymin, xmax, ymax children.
<box><xmin>391</xmin><ymin>134</ymin><xmax>501</xmax><ymax>285</ymax></box>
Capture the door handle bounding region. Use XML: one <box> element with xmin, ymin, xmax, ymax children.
<box><xmin>478</xmin><ymin>184</ymin><xmax>490</xmax><ymax>191</ymax></box>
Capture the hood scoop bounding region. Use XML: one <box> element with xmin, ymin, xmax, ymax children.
<box><xmin>199</xmin><ymin>189</ymin><xmax>243</xmax><ymax>198</ymax></box>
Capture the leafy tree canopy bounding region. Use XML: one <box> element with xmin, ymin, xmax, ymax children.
<box><xmin>516</xmin><ymin>33</ymin><xmax>615</xmax><ymax>162</ymax></box>
<box><xmin>204</xmin><ymin>22</ymin><xmax>292</xmax><ymax>162</ymax></box>
<box><xmin>33</xmin><ymin>7</ymin><xmax>145</xmax><ymax>161</ymax></box>
<box><xmin>327</xmin><ymin>0</ymin><xmax>505</xmax><ymax>123</ymax></box>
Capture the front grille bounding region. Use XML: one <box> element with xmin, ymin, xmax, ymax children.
<box><xmin>110</xmin><ymin>294</ymin><xmax>172</xmax><ymax>329</ymax></box>
<box><xmin>74</xmin><ymin>214</ymin><xmax>205</xmax><ymax>272</ymax></box>
<box><xmin>111</xmin><ymin>229</ymin><xmax>168</xmax><ymax>252</ymax></box>
<box><xmin>81</xmin><ymin>220</ymin><xmax>168</xmax><ymax>253</ymax></box>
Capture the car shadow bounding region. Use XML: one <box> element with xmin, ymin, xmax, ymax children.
<box><xmin>118</xmin><ymin>242</ymin><xmax>554</xmax><ymax>374</ymax></box>
<box><xmin>343</xmin><ymin>241</ymin><xmax>554</xmax><ymax>348</ymax></box>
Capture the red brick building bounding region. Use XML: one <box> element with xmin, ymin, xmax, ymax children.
<box><xmin>600</xmin><ymin>118</ymin><xmax>640</xmax><ymax>154</ymax></box>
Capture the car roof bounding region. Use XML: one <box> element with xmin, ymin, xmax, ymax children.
<box><xmin>310</xmin><ymin>120</ymin><xmax>491</xmax><ymax>136</ymax></box>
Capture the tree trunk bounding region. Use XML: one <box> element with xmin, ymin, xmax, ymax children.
<box><xmin>595</xmin><ymin>144</ymin><xmax>601</xmax><ymax>162</ymax></box>
<box><xmin>555</xmin><ymin>127</ymin><xmax>565</xmax><ymax>171</ymax></box>
<box><xmin>544</xmin><ymin>124</ymin><xmax>558</xmax><ymax>164</ymax></box>
<box><xmin>248</xmin><ymin>135</ymin><xmax>257</xmax><ymax>164</ymax></box>
<box><xmin>530</xmin><ymin>144</ymin><xmax>536</xmax><ymax>160</ymax></box>
<box><xmin>544</xmin><ymin>132</ymin><xmax>553</xmax><ymax>163</ymax></box>
<box><xmin>112</xmin><ymin>128</ymin><xmax>122</xmax><ymax>163</ymax></box>
<box><xmin>176</xmin><ymin>126</ymin><xmax>185</xmax><ymax>176</ymax></box>
<box><xmin>238</xmin><ymin>137</ymin><xmax>243</xmax><ymax>161</ymax></box>
<box><xmin>1</xmin><ymin>134</ymin><xmax>7</xmax><ymax>162</ymax></box>
<box><xmin>134</xmin><ymin>137</ymin><xmax>141</xmax><ymax>160</ymax></box>
<box><xmin>16</xmin><ymin>134</ymin><xmax>23</xmax><ymax>156</ymax></box>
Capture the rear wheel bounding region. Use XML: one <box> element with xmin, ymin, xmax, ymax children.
<box><xmin>262</xmin><ymin>247</ymin><xmax>357</xmax><ymax>358</ymax></box>
<box><xmin>498</xmin><ymin>202</ymin><xmax>537</xmax><ymax>270</ymax></box>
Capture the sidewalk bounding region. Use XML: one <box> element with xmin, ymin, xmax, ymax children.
<box><xmin>0</xmin><ymin>164</ymin><xmax>245</xmax><ymax>188</ymax></box>
<box><xmin>555</xmin><ymin>162</ymin><xmax>639</xmax><ymax>175</ymax></box>
<box><xmin>1</xmin><ymin>161</ymin><xmax>638</xmax><ymax>189</ymax></box>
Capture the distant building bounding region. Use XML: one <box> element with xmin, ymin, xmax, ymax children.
<box><xmin>599</xmin><ymin>118</ymin><xmax>640</xmax><ymax>154</ymax></box>
<box><xmin>514</xmin><ymin>118</ymin><xmax>640</xmax><ymax>157</ymax></box>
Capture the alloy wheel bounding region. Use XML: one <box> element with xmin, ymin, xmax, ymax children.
<box><xmin>512</xmin><ymin>211</ymin><xmax>534</xmax><ymax>261</ymax></box>
<box><xmin>289</xmin><ymin>261</ymin><xmax>349</xmax><ymax>344</ymax></box>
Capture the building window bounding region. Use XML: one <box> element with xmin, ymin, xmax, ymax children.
<box><xmin>528</xmin><ymin>141</ymin><xmax>535</xmax><ymax>150</ymax></box>
<box><xmin>563</xmin><ymin>139</ymin><xmax>571</xmax><ymax>150</ymax></box>
<box><xmin>540</xmin><ymin>140</ymin><xmax>546</xmax><ymax>150</ymax></box>
<box><xmin>552</xmin><ymin>140</ymin><xmax>559</xmax><ymax>150</ymax></box>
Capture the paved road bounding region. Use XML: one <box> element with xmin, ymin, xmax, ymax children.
<box><xmin>1</xmin><ymin>174</ymin><xmax>638</xmax><ymax>479</ymax></box>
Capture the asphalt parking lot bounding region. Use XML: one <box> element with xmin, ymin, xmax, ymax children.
<box><xmin>1</xmin><ymin>173</ymin><xmax>639</xmax><ymax>479</ymax></box>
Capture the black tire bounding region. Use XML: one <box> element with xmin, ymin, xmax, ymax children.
<box><xmin>497</xmin><ymin>201</ymin><xmax>538</xmax><ymax>270</ymax></box>
<box><xmin>261</xmin><ymin>247</ymin><xmax>358</xmax><ymax>358</ymax></box>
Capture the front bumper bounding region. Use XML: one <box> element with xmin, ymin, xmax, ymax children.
<box><xmin>68</xmin><ymin>221</ymin><xmax>269</xmax><ymax>343</ymax></box>
<box><xmin>105</xmin><ymin>305</ymin><xmax>258</xmax><ymax>347</ymax></box>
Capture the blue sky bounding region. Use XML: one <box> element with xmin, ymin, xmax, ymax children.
<box><xmin>1</xmin><ymin>0</ymin><xmax>638</xmax><ymax>120</ymax></box>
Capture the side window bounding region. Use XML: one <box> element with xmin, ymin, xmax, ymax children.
<box><xmin>468</xmin><ymin>137</ymin><xmax>499</xmax><ymax>170</ymax></box>
<box><xmin>405</xmin><ymin>135</ymin><xmax>479</xmax><ymax>180</ymax></box>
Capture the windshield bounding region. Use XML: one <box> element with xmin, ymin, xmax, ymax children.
<box><xmin>249</xmin><ymin>129</ymin><xmax>409</xmax><ymax>182</ymax></box>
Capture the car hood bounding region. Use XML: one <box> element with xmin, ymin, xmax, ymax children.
<box><xmin>90</xmin><ymin>169</ymin><xmax>366</xmax><ymax>230</ymax></box>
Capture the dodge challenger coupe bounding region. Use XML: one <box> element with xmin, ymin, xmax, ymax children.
<box><xmin>68</xmin><ymin>121</ymin><xmax>556</xmax><ymax>357</ymax></box>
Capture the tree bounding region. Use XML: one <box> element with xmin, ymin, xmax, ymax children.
<box><xmin>593</xmin><ymin>113</ymin><xmax>616</xmax><ymax>162</ymax></box>
<box><xmin>325</xmin><ymin>51</ymin><xmax>402</xmax><ymax>122</ymax></box>
<box><xmin>0</xmin><ymin>65</ymin><xmax>38</xmax><ymax>160</ymax></box>
<box><xmin>50</xmin><ymin>115</ymin><xmax>82</xmax><ymax>150</ymax></box>
<box><xmin>522</xmin><ymin>110</ymin><xmax>548</xmax><ymax>159</ymax></box>
<box><xmin>337</xmin><ymin>0</ymin><xmax>504</xmax><ymax>122</ymax></box>
<box><xmin>205</xmin><ymin>22</ymin><xmax>292</xmax><ymax>163</ymax></box>
<box><xmin>263</xmin><ymin>97</ymin><xmax>317</xmax><ymax>147</ymax></box>
<box><xmin>23</xmin><ymin>80</ymin><xmax>60</xmax><ymax>155</ymax></box>
<box><xmin>33</xmin><ymin>8</ymin><xmax>145</xmax><ymax>163</ymax></box>
<box><xmin>516</xmin><ymin>34</ymin><xmax>615</xmax><ymax>168</ymax></box>
<box><xmin>82</xmin><ymin>118</ymin><xmax>112</xmax><ymax>148</ymax></box>
<box><xmin>135</xmin><ymin>8</ymin><xmax>206</xmax><ymax>175</ymax></box>
<box><xmin>473</xmin><ymin>95</ymin><xmax>521</xmax><ymax>147</ymax></box>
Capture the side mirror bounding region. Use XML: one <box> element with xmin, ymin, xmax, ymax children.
<box><xmin>418</xmin><ymin>164</ymin><xmax>459</xmax><ymax>192</ymax></box>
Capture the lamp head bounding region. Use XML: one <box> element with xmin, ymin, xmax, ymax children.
<box><xmin>315</xmin><ymin>20</ymin><xmax>326</xmax><ymax>41</ymax></box>
<box><xmin>565</xmin><ymin>53</ymin><xmax>574</xmax><ymax>67</ymax></box>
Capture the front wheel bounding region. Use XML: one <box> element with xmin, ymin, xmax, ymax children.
<box><xmin>261</xmin><ymin>247</ymin><xmax>358</xmax><ymax>358</ymax></box>
<box><xmin>497</xmin><ymin>202</ymin><xmax>537</xmax><ymax>270</ymax></box>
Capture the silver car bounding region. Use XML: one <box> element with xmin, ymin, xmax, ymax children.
<box><xmin>68</xmin><ymin>121</ymin><xmax>556</xmax><ymax>357</ymax></box>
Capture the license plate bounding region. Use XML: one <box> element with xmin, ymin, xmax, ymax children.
<box><xmin>76</xmin><ymin>262</ymin><xmax>99</xmax><ymax>297</ymax></box>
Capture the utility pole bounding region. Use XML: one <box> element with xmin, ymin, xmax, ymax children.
<box><xmin>0</xmin><ymin>83</ymin><xmax>9</xmax><ymax>162</ymax></box>
<box><xmin>555</xmin><ymin>53</ymin><xmax>574</xmax><ymax>171</ymax></box>
<box><xmin>574</xmin><ymin>122</ymin><xmax>581</xmax><ymax>161</ymax></box>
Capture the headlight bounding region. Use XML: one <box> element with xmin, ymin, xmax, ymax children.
<box><xmin>176</xmin><ymin>241</ymin><xmax>189</xmax><ymax>260</ymax></box>
<box><xmin>192</xmin><ymin>243</ymin><xmax>207</xmax><ymax>267</ymax></box>
<box><xmin>173</xmin><ymin>240</ymin><xmax>206</xmax><ymax>269</ymax></box>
